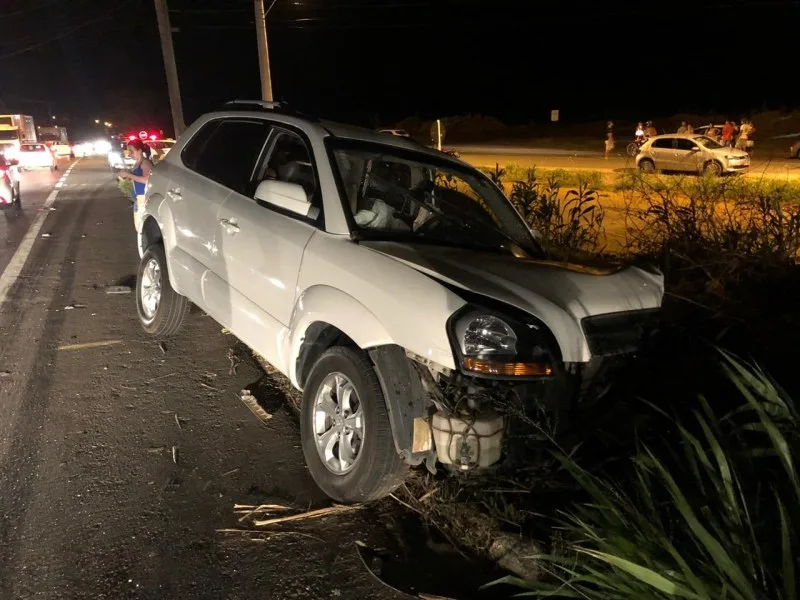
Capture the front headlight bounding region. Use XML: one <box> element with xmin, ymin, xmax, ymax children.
<box><xmin>450</xmin><ymin>308</ymin><xmax>555</xmax><ymax>378</ymax></box>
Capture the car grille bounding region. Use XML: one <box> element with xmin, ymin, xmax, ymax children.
<box><xmin>581</xmin><ymin>309</ymin><xmax>660</xmax><ymax>357</ymax></box>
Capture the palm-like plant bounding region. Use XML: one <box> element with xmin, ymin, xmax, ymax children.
<box><xmin>489</xmin><ymin>352</ymin><xmax>799</xmax><ymax>599</ymax></box>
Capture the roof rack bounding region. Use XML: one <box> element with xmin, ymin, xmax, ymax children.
<box><xmin>219</xmin><ymin>99</ymin><xmax>320</xmax><ymax>122</ymax></box>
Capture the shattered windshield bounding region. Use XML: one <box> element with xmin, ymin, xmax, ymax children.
<box><xmin>328</xmin><ymin>140</ymin><xmax>543</xmax><ymax>256</ymax></box>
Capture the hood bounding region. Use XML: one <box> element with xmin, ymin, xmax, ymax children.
<box><xmin>711</xmin><ymin>146</ymin><xmax>748</xmax><ymax>158</ymax></box>
<box><xmin>361</xmin><ymin>241</ymin><xmax>664</xmax><ymax>361</ymax></box>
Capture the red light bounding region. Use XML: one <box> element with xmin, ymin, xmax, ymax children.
<box><xmin>149</xmin><ymin>134</ymin><xmax>157</xmax><ymax>141</ymax></box>
<box><xmin>128</xmin><ymin>135</ymin><xmax>136</xmax><ymax>141</ymax></box>
<box><xmin>0</xmin><ymin>169</ymin><xmax>6</xmax><ymax>179</ymax></box>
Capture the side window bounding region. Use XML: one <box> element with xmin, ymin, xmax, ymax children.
<box><xmin>652</xmin><ymin>138</ymin><xmax>672</xmax><ymax>149</ymax></box>
<box><xmin>675</xmin><ymin>138</ymin><xmax>698</xmax><ymax>152</ymax></box>
<box><xmin>262</xmin><ymin>132</ymin><xmax>318</xmax><ymax>206</ymax></box>
<box><xmin>181</xmin><ymin>120</ymin><xmax>220</xmax><ymax>171</ymax></box>
<box><xmin>186</xmin><ymin>120</ymin><xmax>272</xmax><ymax>194</ymax></box>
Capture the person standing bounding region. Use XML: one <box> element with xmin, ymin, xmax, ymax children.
<box><xmin>604</xmin><ymin>121</ymin><xmax>615</xmax><ymax>158</ymax></box>
<box><xmin>117</xmin><ymin>139</ymin><xmax>153</xmax><ymax>231</ymax></box>
<box><xmin>645</xmin><ymin>121</ymin><xmax>657</xmax><ymax>138</ymax></box>
<box><xmin>677</xmin><ymin>121</ymin><xmax>687</xmax><ymax>134</ymax></box>
<box><xmin>686</xmin><ymin>123</ymin><xmax>694</xmax><ymax>134</ymax></box>
<box><xmin>721</xmin><ymin>120</ymin><xmax>735</xmax><ymax>147</ymax></box>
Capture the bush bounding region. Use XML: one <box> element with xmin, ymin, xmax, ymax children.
<box><xmin>489</xmin><ymin>353</ymin><xmax>800</xmax><ymax>599</ymax></box>
<box><xmin>501</xmin><ymin>166</ymin><xmax>605</xmax><ymax>257</ymax></box>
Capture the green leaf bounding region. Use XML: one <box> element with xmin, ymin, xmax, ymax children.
<box><xmin>577</xmin><ymin>548</ymin><xmax>699</xmax><ymax>598</ymax></box>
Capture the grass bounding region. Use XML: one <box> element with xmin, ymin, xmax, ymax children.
<box><xmin>487</xmin><ymin>352</ymin><xmax>800</xmax><ymax>599</ymax></box>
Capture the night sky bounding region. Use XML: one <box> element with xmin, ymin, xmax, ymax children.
<box><xmin>0</xmin><ymin>0</ymin><xmax>796</xmax><ymax>139</ymax></box>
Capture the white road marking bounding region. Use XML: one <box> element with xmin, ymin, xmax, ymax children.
<box><xmin>0</xmin><ymin>160</ymin><xmax>79</xmax><ymax>308</ymax></box>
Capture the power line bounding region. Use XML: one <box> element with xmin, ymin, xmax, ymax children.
<box><xmin>0</xmin><ymin>0</ymin><xmax>134</xmax><ymax>61</ymax></box>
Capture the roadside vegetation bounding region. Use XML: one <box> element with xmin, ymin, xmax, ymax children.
<box><xmin>399</xmin><ymin>166</ymin><xmax>800</xmax><ymax>595</ymax></box>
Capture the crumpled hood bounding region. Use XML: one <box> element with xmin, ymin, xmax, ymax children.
<box><xmin>361</xmin><ymin>241</ymin><xmax>665</xmax><ymax>362</ymax></box>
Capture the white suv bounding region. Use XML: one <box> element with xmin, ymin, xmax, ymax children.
<box><xmin>135</xmin><ymin>101</ymin><xmax>664</xmax><ymax>503</ymax></box>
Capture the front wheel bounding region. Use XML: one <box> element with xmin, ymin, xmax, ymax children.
<box><xmin>136</xmin><ymin>244</ymin><xmax>189</xmax><ymax>336</ymax></box>
<box><xmin>301</xmin><ymin>346</ymin><xmax>408</xmax><ymax>504</ymax></box>
<box><xmin>703</xmin><ymin>161</ymin><xmax>723</xmax><ymax>177</ymax></box>
<box><xmin>626</xmin><ymin>142</ymin><xmax>639</xmax><ymax>157</ymax></box>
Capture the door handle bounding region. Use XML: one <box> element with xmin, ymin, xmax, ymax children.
<box><xmin>220</xmin><ymin>218</ymin><xmax>240</xmax><ymax>234</ymax></box>
<box><xmin>167</xmin><ymin>187</ymin><xmax>182</xmax><ymax>200</ymax></box>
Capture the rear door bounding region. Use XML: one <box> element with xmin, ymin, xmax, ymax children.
<box><xmin>649</xmin><ymin>138</ymin><xmax>674</xmax><ymax>170</ymax></box>
<box><xmin>167</xmin><ymin>118</ymin><xmax>272</xmax><ymax>304</ymax></box>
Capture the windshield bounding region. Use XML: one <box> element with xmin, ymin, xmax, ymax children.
<box><xmin>695</xmin><ymin>135</ymin><xmax>724</xmax><ymax>149</ymax></box>
<box><xmin>0</xmin><ymin>130</ymin><xmax>19</xmax><ymax>142</ymax></box>
<box><xmin>328</xmin><ymin>139</ymin><xmax>543</xmax><ymax>256</ymax></box>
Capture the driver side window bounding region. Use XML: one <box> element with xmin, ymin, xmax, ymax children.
<box><xmin>675</xmin><ymin>138</ymin><xmax>698</xmax><ymax>152</ymax></box>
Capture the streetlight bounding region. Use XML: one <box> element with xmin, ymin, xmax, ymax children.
<box><xmin>104</xmin><ymin>121</ymin><xmax>113</xmax><ymax>128</ymax></box>
<box><xmin>94</xmin><ymin>119</ymin><xmax>100</xmax><ymax>124</ymax></box>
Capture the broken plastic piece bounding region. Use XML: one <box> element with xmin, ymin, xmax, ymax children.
<box><xmin>105</xmin><ymin>286</ymin><xmax>132</xmax><ymax>294</ymax></box>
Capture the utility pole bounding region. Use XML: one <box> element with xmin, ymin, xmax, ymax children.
<box><xmin>254</xmin><ymin>0</ymin><xmax>273</xmax><ymax>101</ymax></box>
<box><xmin>153</xmin><ymin>0</ymin><xmax>186</xmax><ymax>137</ymax></box>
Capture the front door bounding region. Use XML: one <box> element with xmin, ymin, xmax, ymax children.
<box><xmin>217</xmin><ymin>129</ymin><xmax>320</xmax><ymax>355</ymax></box>
<box><xmin>673</xmin><ymin>138</ymin><xmax>703</xmax><ymax>173</ymax></box>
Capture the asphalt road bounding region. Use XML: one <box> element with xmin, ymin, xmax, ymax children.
<box><xmin>454</xmin><ymin>144</ymin><xmax>800</xmax><ymax>180</ymax></box>
<box><xmin>0</xmin><ymin>159</ymin><xmax>474</xmax><ymax>600</ymax></box>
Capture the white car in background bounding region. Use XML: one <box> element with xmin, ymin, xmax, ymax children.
<box><xmin>16</xmin><ymin>143</ymin><xmax>57</xmax><ymax>171</ymax></box>
<box><xmin>636</xmin><ymin>134</ymin><xmax>750</xmax><ymax>176</ymax></box>
<box><xmin>134</xmin><ymin>101</ymin><xmax>664</xmax><ymax>504</ymax></box>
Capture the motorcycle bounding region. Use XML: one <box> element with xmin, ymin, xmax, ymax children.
<box><xmin>626</xmin><ymin>137</ymin><xmax>647</xmax><ymax>157</ymax></box>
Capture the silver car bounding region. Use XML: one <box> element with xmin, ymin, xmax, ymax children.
<box><xmin>635</xmin><ymin>134</ymin><xmax>750</xmax><ymax>176</ymax></box>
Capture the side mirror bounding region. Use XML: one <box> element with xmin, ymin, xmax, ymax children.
<box><xmin>254</xmin><ymin>180</ymin><xmax>314</xmax><ymax>218</ymax></box>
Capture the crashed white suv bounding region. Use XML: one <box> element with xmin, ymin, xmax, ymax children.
<box><xmin>135</xmin><ymin>101</ymin><xmax>664</xmax><ymax>503</ymax></box>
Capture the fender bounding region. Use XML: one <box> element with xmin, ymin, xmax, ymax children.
<box><xmin>286</xmin><ymin>285</ymin><xmax>394</xmax><ymax>387</ymax></box>
<box><xmin>287</xmin><ymin>288</ymin><xmax>433</xmax><ymax>466</ymax></box>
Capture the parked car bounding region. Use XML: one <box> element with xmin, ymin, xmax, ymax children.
<box><xmin>790</xmin><ymin>138</ymin><xmax>800</xmax><ymax>159</ymax></box>
<box><xmin>16</xmin><ymin>143</ymin><xmax>58</xmax><ymax>171</ymax></box>
<box><xmin>134</xmin><ymin>101</ymin><xmax>665</xmax><ymax>503</ymax></box>
<box><xmin>0</xmin><ymin>154</ymin><xmax>21</xmax><ymax>209</ymax></box>
<box><xmin>635</xmin><ymin>134</ymin><xmax>750</xmax><ymax>176</ymax></box>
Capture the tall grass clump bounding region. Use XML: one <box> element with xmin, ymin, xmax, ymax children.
<box><xmin>489</xmin><ymin>353</ymin><xmax>800</xmax><ymax>599</ymax></box>
<box><xmin>499</xmin><ymin>166</ymin><xmax>605</xmax><ymax>257</ymax></box>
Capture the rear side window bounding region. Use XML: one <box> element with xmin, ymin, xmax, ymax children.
<box><xmin>183</xmin><ymin>119</ymin><xmax>271</xmax><ymax>194</ymax></box>
<box><xmin>675</xmin><ymin>138</ymin><xmax>698</xmax><ymax>151</ymax></box>
<box><xmin>652</xmin><ymin>138</ymin><xmax>672</xmax><ymax>149</ymax></box>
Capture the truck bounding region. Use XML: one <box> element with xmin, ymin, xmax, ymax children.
<box><xmin>37</xmin><ymin>125</ymin><xmax>73</xmax><ymax>157</ymax></box>
<box><xmin>0</xmin><ymin>114</ymin><xmax>36</xmax><ymax>158</ymax></box>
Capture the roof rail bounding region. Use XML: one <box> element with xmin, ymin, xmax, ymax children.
<box><xmin>219</xmin><ymin>99</ymin><xmax>321</xmax><ymax>122</ymax></box>
<box><xmin>222</xmin><ymin>99</ymin><xmax>284</xmax><ymax>110</ymax></box>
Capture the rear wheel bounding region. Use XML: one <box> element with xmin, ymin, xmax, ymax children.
<box><xmin>626</xmin><ymin>142</ymin><xmax>639</xmax><ymax>157</ymax></box>
<box><xmin>639</xmin><ymin>159</ymin><xmax>656</xmax><ymax>173</ymax></box>
<box><xmin>301</xmin><ymin>346</ymin><xmax>408</xmax><ymax>503</ymax></box>
<box><xmin>136</xmin><ymin>244</ymin><xmax>189</xmax><ymax>336</ymax></box>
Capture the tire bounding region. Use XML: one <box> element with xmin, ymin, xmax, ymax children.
<box><xmin>639</xmin><ymin>159</ymin><xmax>656</xmax><ymax>173</ymax></box>
<box><xmin>626</xmin><ymin>142</ymin><xmax>639</xmax><ymax>157</ymax></box>
<box><xmin>703</xmin><ymin>161</ymin><xmax>723</xmax><ymax>177</ymax></box>
<box><xmin>301</xmin><ymin>346</ymin><xmax>408</xmax><ymax>503</ymax></box>
<box><xmin>136</xmin><ymin>244</ymin><xmax>189</xmax><ymax>336</ymax></box>
<box><xmin>13</xmin><ymin>185</ymin><xmax>20</xmax><ymax>208</ymax></box>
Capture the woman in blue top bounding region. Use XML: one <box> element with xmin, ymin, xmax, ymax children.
<box><xmin>118</xmin><ymin>139</ymin><xmax>153</xmax><ymax>230</ymax></box>
<box><xmin>118</xmin><ymin>139</ymin><xmax>153</xmax><ymax>197</ymax></box>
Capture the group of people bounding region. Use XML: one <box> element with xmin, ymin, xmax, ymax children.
<box><xmin>603</xmin><ymin>117</ymin><xmax>757</xmax><ymax>159</ymax></box>
<box><xmin>700</xmin><ymin>119</ymin><xmax>756</xmax><ymax>154</ymax></box>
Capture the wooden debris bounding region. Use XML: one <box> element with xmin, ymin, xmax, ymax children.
<box><xmin>251</xmin><ymin>504</ymin><xmax>362</xmax><ymax>527</ymax></box>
